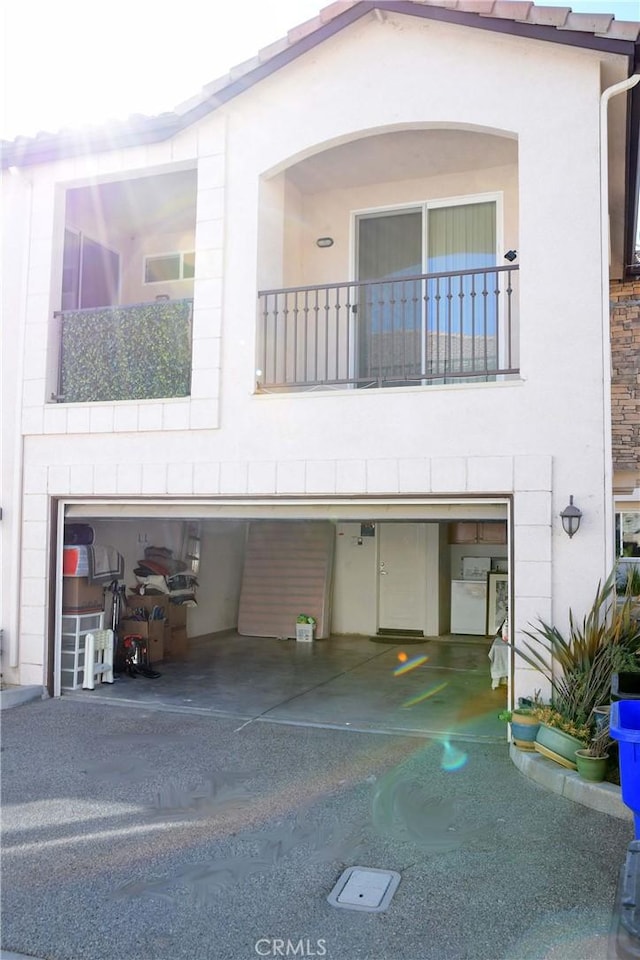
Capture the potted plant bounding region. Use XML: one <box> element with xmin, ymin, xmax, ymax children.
<box><xmin>295</xmin><ymin>614</ymin><xmax>316</xmax><ymax>642</ymax></box>
<box><xmin>510</xmin><ymin>572</ymin><xmax>640</xmax><ymax>769</ymax></box>
<box><xmin>532</xmin><ymin>706</ymin><xmax>590</xmax><ymax>769</ymax></box>
<box><xmin>499</xmin><ymin>693</ymin><xmax>542</xmax><ymax>750</ymax></box>
<box><xmin>499</xmin><ymin>708</ymin><xmax>540</xmax><ymax>750</ymax></box>
<box><xmin>575</xmin><ymin>725</ymin><xmax>611</xmax><ymax>783</ymax></box>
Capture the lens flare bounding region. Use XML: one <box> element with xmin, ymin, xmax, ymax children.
<box><xmin>439</xmin><ymin>738</ymin><xmax>468</xmax><ymax>772</ymax></box>
<box><xmin>401</xmin><ymin>681</ymin><xmax>448</xmax><ymax>708</ymax></box>
<box><xmin>393</xmin><ymin>655</ymin><xmax>428</xmax><ymax>676</ymax></box>
<box><xmin>397</xmin><ymin>652</ymin><xmax>408</xmax><ymax>663</ymax></box>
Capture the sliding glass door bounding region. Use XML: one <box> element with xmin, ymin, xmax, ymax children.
<box><xmin>426</xmin><ymin>201</ymin><xmax>497</xmax><ymax>379</ymax></box>
<box><xmin>357</xmin><ymin>210</ymin><xmax>422</xmax><ymax>385</ymax></box>
<box><xmin>356</xmin><ymin>197</ymin><xmax>498</xmax><ymax>385</ymax></box>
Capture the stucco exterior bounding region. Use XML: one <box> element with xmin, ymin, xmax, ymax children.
<box><xmin>1</xmin><ymin>4</ymin><xmax>637</xmax><ymax>696</ymax></box>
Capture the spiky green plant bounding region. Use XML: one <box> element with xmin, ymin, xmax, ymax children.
<box><xmin>515</xmin><ymin>572</ymin><xmax>640</xmax><ymax>728</ymax></box>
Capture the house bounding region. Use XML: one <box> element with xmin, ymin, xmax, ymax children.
<box><xmin>1</xmin><ymin>0</ymin><xmax>639</xmax><ymax>706</ymax></box>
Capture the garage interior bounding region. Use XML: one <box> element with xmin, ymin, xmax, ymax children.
<box><xmin>58</xmin><ymin>502</ymin><xmax>510</xmax><ymax>742</ymax></box>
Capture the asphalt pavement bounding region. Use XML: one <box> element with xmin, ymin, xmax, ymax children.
<box><xmin>1</xmin><ymin>697</ymin><xmax>635</xmax><ymax>960</ymax></box>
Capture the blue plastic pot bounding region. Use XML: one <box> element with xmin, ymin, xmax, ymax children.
<box><xmin>610</xmin><ymin>700</ymin><xmax>640</xmax><ymax>840</ymax></box>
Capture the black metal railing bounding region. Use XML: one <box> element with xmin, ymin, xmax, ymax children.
<box><xmin>54</xmin><ymin>299</ymin><xmax>193</xmax><ymax>403</ymax></box>
<box><xmin>257</xmin><ymin>265</ymin><xmax>519</xmax><ymax>390</ymax></box>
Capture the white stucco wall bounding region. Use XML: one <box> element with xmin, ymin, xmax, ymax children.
<box><xmin>1</xmin><ymin>9</ymin><xmax>622</xmax><ymax>695</ymax></box>
<box><xmin>188</xmin><ymin>521</ymin><xmax>247</xmax><ymax>639</ymax></box>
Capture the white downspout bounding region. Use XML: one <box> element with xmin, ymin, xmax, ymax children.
<box><xmin>599</xmin><ymin>73</ymin><xmax>639</xmax><ymax>577</ymax></box>
<box><xmin>7</xmin><ymin>165</ymin><xmax>33</xmax><ymax>671</ymax></box>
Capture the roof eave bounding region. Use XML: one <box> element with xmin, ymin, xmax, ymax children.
<box><xmin>1</xmin><ymin>0</ymin><xmax>638</xmax><ymax>276</ymax></box>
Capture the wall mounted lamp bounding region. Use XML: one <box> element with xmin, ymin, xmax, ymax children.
<box><xmin>560</xmin><ymin>495</ymin><xmax>582</xmax><ymax>538</ymax></box>
<box><xmin>316</xmin><ymin>237</ymin><xmax>334</xmax><ymax>248</ymax></box>
<box><xmin>504</xmin><ymin>249</ymin><xmax>518</xmax><ymax>262</ymax></box>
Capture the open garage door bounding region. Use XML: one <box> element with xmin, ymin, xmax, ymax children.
<box><xmin>56</xmin><ymin>497</ymin><xmax>511</xmax><ymax>741</ymax></box>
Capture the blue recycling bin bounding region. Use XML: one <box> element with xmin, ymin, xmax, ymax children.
<box><xmin>611</xmin><ymin>701</ymin><xmax>640</xmax><ymax>839</ymax></box>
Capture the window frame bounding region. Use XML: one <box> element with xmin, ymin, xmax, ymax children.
<box><xmin>143</xmin><ymin>251</ymin><xmax>195</xmax><ymax>285</ymax></box>
<box><xmin>616</xmin><ymin>510</ymin><xmax>640</xmax><ymax>559</ymax></box>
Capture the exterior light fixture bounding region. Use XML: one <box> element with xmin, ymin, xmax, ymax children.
<box><xmin>560</xmin><ymin>495</ymin><xmax>582</xmax><ymax>538</ymax></box>
<box><xmin>504</xmin><ymin>250</ymin><xmax>517</xmax><ymax>262</ymax></box>
<box><xmin>316</xmin><ymin>237</ymin><xmax>334</xmax><ymax>248</ymax></box>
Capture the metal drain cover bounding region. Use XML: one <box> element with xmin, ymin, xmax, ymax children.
<box><xmin>327</xmin><ymin>866</ymin><xmax>401</xmax><ymax>912</ymax></box>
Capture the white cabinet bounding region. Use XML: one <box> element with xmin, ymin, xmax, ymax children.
<box><xmin>450</xmin><ymin>580</ymin><xmax>487</xmax><ymax>635</ymax></box>
<box><xmin>61</xmin><ymin>612</ymin><xmax>105</xmax><ymax>690</ymax></box>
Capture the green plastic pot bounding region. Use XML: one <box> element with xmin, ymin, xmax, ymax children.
<box><xmin>535</xmin><ymin>723</ymin><xmax>586</xmax><ymax>770</ymax></box>
<box><xmin>575</xmin><ymin>750</ymin><xmax>609</xmax><ymax>783</ymax></box>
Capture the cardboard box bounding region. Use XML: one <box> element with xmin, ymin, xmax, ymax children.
<box><xmin>118</xmin><ymin>618</ymin><xmax>165</xmax><ymax>662</ymax></box>
<box><xmin>126</xmin><ymin>594</ymin><xmax>188</xmax><ymax>628</ymax></box>
<box><xmin>62</xmin><ymin>577</ymin><xmax>104</xmax><ymax>613</ymax></box>
<box><xmin>168</xmin><ymin>603</ymin><xmax>188</xmax><ymax>628</ymax></box>
<box><xmin>125</xmin><ymin>594</ymin><xmax>168</xmax><ymax>616</ymax></box>
<box><xmin>165</xmin><ymin>625</ymin><xmax>188</xmax><ymax>659</ymax></box>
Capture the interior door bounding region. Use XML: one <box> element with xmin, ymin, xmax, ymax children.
<box><xmin>377</xmin><ymin>523</ymin><xmax>426</xmax><ymax>633</ymax></box>
<box><xmin>357</xmin><ymin>211</ymin><xmax>422</xmax><ymax>385</ymax></box>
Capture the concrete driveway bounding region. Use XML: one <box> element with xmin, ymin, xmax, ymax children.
<box><xmin>1</xmin><ymin>698</ymin><xmax>634</xmax><ymax>960</ymax></box>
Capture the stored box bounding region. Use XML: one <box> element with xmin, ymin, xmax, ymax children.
<box><xmin>62</xmin><ymin>577</ymin><xmax>104</xmax><ymax>614</ymax></box>
<box><xmin>126</xmin><ymin>594</ymin><xmax>188</xmax><ymax>628</ymax></box>
<box><xmin>165</xmin><ymin>625</ymin><xmax>188</xmax><ymax>659</ymax></box>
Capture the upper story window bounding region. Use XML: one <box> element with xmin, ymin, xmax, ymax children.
<box><xmin>144</xmin><ymin>251</ymin><xmax>195</xmax><ymax>284</ymax></box>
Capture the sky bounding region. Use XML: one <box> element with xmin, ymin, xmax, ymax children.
<box><xmin>2</xmin><ymin>0</ymin><xmax>639</xmax><ymax>142</ymax></box>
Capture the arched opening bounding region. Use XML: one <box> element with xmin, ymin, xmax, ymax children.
<box><xmin>257</xmin><ymin>127</ymin><xmax>519</xmax><ymax>391</ymax></box>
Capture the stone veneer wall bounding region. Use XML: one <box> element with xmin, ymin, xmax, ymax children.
<box><xmin>610</xmin><ymin>278</ymin><xmax>640</xmax><ymax>471</ymax></box>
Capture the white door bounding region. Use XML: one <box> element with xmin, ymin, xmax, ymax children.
<box><xmin>377</xmin><ymin>523</ymin><xmax>426</xmax><ymax>633</ymax></box>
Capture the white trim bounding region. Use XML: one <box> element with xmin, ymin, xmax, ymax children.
<box><xmin>62</xmin><ymin>496</ymin><xmax>510</xmax><ymax>521</ymax></box>
<box><xmin>53</xmin><ymin>503</ymin><xmax>65</xmax><ymax>698</ymax></box>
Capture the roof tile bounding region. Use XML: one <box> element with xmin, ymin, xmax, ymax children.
<box><xmin>229</xmin><ymin>55</ymin><xmax>261</xmax><ymax>81</ymax></box>
<box><xmin>258</xmin><ymin>35</ymin><xmax>292</xmax><ymax>63</ymax></box>
<box><xmin>201</xmin><ymin>75</ymin><xmax>233</xmax><ymax>97</ymax></box>
<box><xmin>483</xmin><ymin>1</ymin><xmax>533</xmax><ymax>20</ymax></box>
<box><xmin>454</xmin><ymin>1</ymin><xmax>497</xmax><ymax>12</ymax></box>
<box><xmin>557</xmin><ymin>11</ymin><xmax>613</xmax><ymax>33</ymax></box>
<box><xmin>596</xmin><ymin>19</ymin><xmax>640</xmax><ymax>41</ymax></box>
<box><xmin>319</xmin><ymin>1</ymin><xmax>359</xmax><ymax>24</ymax></box>
<box><xmin>414</xmin><ymin>0</ymin><xmax>461</xmax><ymax>8</ymax></box>
<box><xmin>288</xmin><ymin>15</ymin><xmax>323</xmax><ymax>44</ymax></box>
<box><xmin>523</xmin><ymin>5</ymin><xmax>571</xmax><ymax>27</ymax></box>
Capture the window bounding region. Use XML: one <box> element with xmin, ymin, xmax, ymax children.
<box><xmin>144</xmin><ymin>252</ymin><xmax>195</xmax><ymax>284</ymax></box>
<box><xmin>616</xmin><ymin>511</ymin><xmax>640</xmax><ymax>558</ymax></box>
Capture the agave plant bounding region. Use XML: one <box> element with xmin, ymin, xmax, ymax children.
<box><xmin>515</xmin><ymin>572</ymin><xmax>640</xmax><ymax>729</ymax></box>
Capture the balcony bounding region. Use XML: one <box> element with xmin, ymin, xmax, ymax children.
<box><xmin>257</xmin><ymin>265</ymin><xmax>519</xmax><ymax>391</ymax></box>
<box><xmin>54</xmin><ymin>299</ymin><xmax>193</xmax><ymax>403</ymax></box>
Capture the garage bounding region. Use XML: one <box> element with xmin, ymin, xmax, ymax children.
<box><xmin>55</xmin><ymin>497</ymin><xmax>511</xmax><ymax>741</ymax></box>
